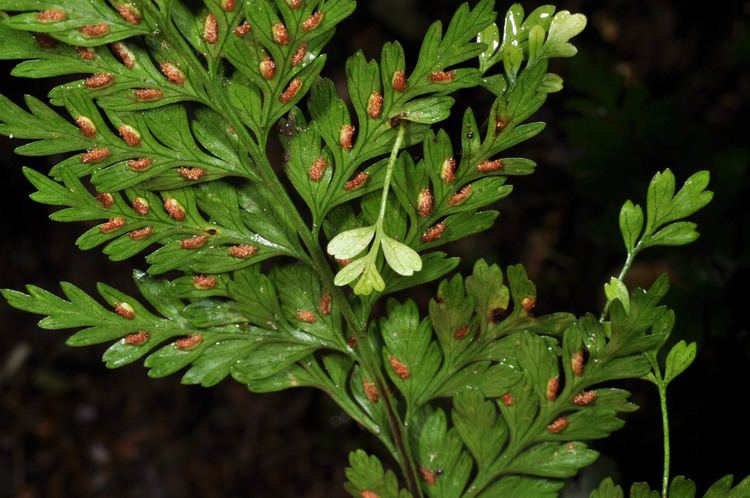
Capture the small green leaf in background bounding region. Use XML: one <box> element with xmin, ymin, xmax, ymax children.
<box><xmin>619</xmin><ymin>200</ymin><xmax>644</xmax><ymax>252</ymax></box>
<box><xmin>669</xmin><ymin>476</ymin><xmax>698</xmax><ymax>498</ymax></box>
<box><xmin>344</xmin><ymin>450</ymin><xmax>412</xmax><ymax>498</ymax></box>
<box><xmin>591</xmin><ymin>475</ymin><xmax>750</xmax><ymax>498</ymax></box>
<box><xmin>629</xmin><ymin>482</ymin><xmax>660</xmax><ymax>498</ymax></box>
<box><xmin>543</xmin><ymin>11</ymin><xmax>588</xmax><ymax>58</ymax></box>
<box><xmin>604</xmin><ymin>277</ymin><xmax>630</xmax><ymax>314</ymax></box>
<box><xmin>642</xmin><ymin>169</ymin><xmax>713</xmax><ymax>248</ymax></box>
<box><xmin>590</xmin><ymin>478</ymin><xmax>624</xmax><ymax>498</ymax></box>
<box><xmin>664</xmin><ymin>341</ymin><xmax>697</xmax><ymax>384</ymax></box>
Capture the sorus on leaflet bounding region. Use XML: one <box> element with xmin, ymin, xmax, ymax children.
<box><xmin>79</xmin><ymin>23</ymin><xmax>110</xmax><ymax>38</ymax></box>
<box><xmin>344</xmin><ymin>172</ymin><xmax>369</xmax><ymax>191</ymax></box>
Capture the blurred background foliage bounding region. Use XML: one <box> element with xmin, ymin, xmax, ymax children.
<box><xmin>1</xmin><ymin>0</ymin><xmax>748</xmax><ymax>497</ymax></box>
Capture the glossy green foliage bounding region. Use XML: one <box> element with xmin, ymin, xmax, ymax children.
<box><xmin>619</xmin><ymin>169</ymin><xmax>712</xmax><ymax>253</ymax></box>
<box><xmin>0</xmin><ymin>2</ymin><xmax>724</xmax><ymax>498</ymax></box>
<box><xmin>592</xmin><ymin>475</ymin><xmax>750</xmax><ymax>498</ymax></box>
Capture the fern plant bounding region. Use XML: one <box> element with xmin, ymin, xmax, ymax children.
<box><xmin>0</xmin><ymin>1</ymin><xmax>740</xmax><ymax>496</ymax></box>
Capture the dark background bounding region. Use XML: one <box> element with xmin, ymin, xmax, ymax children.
<box><xmin>1</xmin><ymin>0</ymin><xmax>749</xmax><ymax>497</ymax></box>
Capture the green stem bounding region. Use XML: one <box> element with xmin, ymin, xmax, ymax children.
<box><xmin>659</xmin><ymin>382</ymin><xmax>671</xmax><ymax>498</ymax></box>
<box><xmin>360</xmin><ymin>122</ymin><xmax>408</xmax><ymax>272</ymax></box>
<box><xmin>599</xmin><ymin>242</ymin><xmax>641</xmax><ymax>322</ymax></box>
<box><xmin>377</xmin><ymin>123</ymin><xmax>407</xmax><ymax>229</ymax></box>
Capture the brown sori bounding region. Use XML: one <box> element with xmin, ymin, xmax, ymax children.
<box><xmin>477</xmin><ymin>159</ymin><xmax>504</xmax><ymax>173</ymax></box>
<box><xmin>337</xmin><ymin>258</ymin><xmax>353</xmax><ymax>267</ymax></box>
<box><xmin>128</xmin><ymin>158</ymin><xmax>153</xmax><ymax>172</ymax></box>
<box><xmin>128</xmin><ymin>226</ymin><xmax>153</xmax><ymax>240</ymax></box>
<box><xmin>367</xmin><ymin>91</ymin><xmax>383</xmax><ymax>119</ymax></box>
<box><xmin>521</xmin><ymin>296</ymin><xmax>536</xmax><ymax>312</ymax></box>
<box><xmin>363</xmin><ymin>379</ymin><xmax>378</xmax><ymax>403</ymax></box>
<box><xmin>430</xmin><ymin>70</ymin><xmax>455</xmax><ymax>83</ymax></box>
<box><xmin>204</xmin><ymin>14</ymin><xmax>219</xmax><ymax>44</ymax></box>
<box><xmin>546</xmin><ymin>376</ymin><xmax>560</xmax><ymax>401</ymax></box>
<box><xmin>234</xmin><ymin>22</ymin><xmax>251</xmax><ymax>37</ymax></box>
<box><xmin>440</xmin><ymin>157</ymin><xmax>456</xmax><ymax>183</ymax></box>
<box><xmin>160</xmin><ymin>62</ymin><xmax>186</xmax><ymax>85</ymax></box>
<box><xmin>175</xmin><ymin>335</ymin><xmax>203</xmax><ymax>350</ymax></box>
<box><xmin>80</xmin><ymin>23</ymin><xmax>110</xmax><ymax>38</ymax></box>
<box><xmin>448</xmin><ymin>184</ymin><xmax>472</xmax><ymax>206</ymax></box>
<box><xmin>84</xmin><ymin>73</ymin><xmax>114</xmax><ymax>89</ymax></box>
<box><xmin>417</xmin><ymin>188</ymin><xmax>434</xmax><ymax>217</ymax></box>
<box><xmin>193</xmin><ymin>275</ymin><xmax>217</xmax><ymax>289</ymax></box>
<box><xmin>115</xmin><ymin>302</ymin><xmax>135</xmax><ymax>320</ymax></box>
<box><xmin>291</xmin><ymin>43</ymin><xmax>308</xmax><ymax>67</ymax></box>
<box><xmin>76</xmin><ymin>117</ymin><xmax>97</xmax><ymax>137</ymax></box>
<box><xmin>454</xmin><ymin>325</ymin><xmax>470</xmax><ymax>340</ymax></box>
<box><xmin>259</xmin><ymin>56</ymin><xmax>276</xmax><ymax>80</ymax></box>
<box><xmin>571</xmin><ymin>351</ymin><xmax>585</xmax><ymax>376</ymax></box>
<box><xmin>164</xmin><ymin>198</ymin><xmax>186</xmax><ymax>221</ymax></box>
<box><xmin>339</xmin><ymin>124</ymin><xmax>356</xmax><ymax>150</ymax></box>
<box><xmin>280</xmin><ymin>78</ymin><xmax>303</xmax><ymax>103</ymax></box>
<box><xmin>360</xmin><ymin>492</ymin><xmax>379</xmax><ymax>498</ymax></box>
<box><xmin>496</xmin><ymin>116</ymin><xmax>510</xmax><ymax>132</ymax></box>
<box><xmin>118</xmin><ymin>125</ymin><xmax>141</xmax><ymax>146</ymax></box>
<box><xmin>344</xmin><ymin>172</ymin><xmax>369</xmax><ymax>191</ymax></box>
<box><xmin>111</xmin><ymin>42</ymin><xmax>135</xmax><ymax>68</ymax></box>
<box><xmin>220</xmin><ymin>0</ymin><xmax>236</xmax><ymax>11</ymax></box>
<box><xmin>116</xmin><ymin>3</ymin><xmax>142</xmax><ymax>25</ymax></box>
<box><xmin>295</xmin><ymin>310</ymin><xmax>316</xmax><ymax>324</ymax></box>
<box><xmin>131</xmin><ymin>197</ymin><xmax>150</xmax><ymax>216</ymax></box>
<box><xmin>124</xmin><ymin>331</ymin><xmax>150</xmax><ymax>345</ymax></box>
<box><xmin>318</xmin><ymin>292</ymin><xmax>331</xmax><ymax>316</ymax></box>
<box><xmin>228</xmin><ymin>244</ymin><xmax>258</xmax><ymax>258</ymax></box>
<box><xmin>285</xmin><ymin>0</ymin><xmax>303</xmax><ymax>8</ymax></box>
<box><xmin>501</xmin><ymin>392</ymin><xmax>514</xmax><ymax>406</ymax></box>
<box><xmin>421</xmin><ymin>222</ymin><xmax>446</xmax><ymax>242</ymax></box>
<box><xmin>392</xmin><ymin>70</ymin><xmax>407</xmax><ymax>92</ymax></box>
<box><xmin>96</xmin><ymin>192</ymin><xmax>114</xmax><ymax>208</ymax></box>
<box><xmin>76</xmin><ymin>47</ymin><xmax>97</xmax><ymax>61</ymax></box>
<box><xmin>178</xmin><ymin>167</ymin><xmax>206</xmax><ymax>181</ymax></box>
<box><xmin>308</xmin><ymin>156</ymin><xmax>328</xmax><ymax>182</ymax></box>
<box><xmin>388</xmin><ymin>356</ymin><xmax>410</xmax><ymax>379</ymax></box>
<box><xmin>346</xmin><ymin>336</ymin><xmax>357</xmax><ymax>349</ymax></box>
<box><xmin>420</xmin><ymin>466</ymin><xmax>438</xmax><ymax>486</ymax></box>
<box><xmin>180</xmin><ymin>235</ymin><xmax>209</xmax><ymax>250</ymax></box>
<box><xmin>33</xmin><ymin>33</ymin><xmax>57</xmax><ymax>48</ymax></box>
<box><xmin>301</xmin><ymin>11</ymin><xmax>324</xmax><ymax>32</ymax></box>
<box><xmin>81</xmin><ymin>147</ymin><xmax>111</xmax><ymax>164</ymax></box>
<box><xmin>547</xmin><ymin>416</ymin><xmax>568</xmax><ymax>434</ymax></box>
<box><xmin>135</xmin><ymin>88</ymin><xmax>164</xmax><ymax>101</ymax></box>
<box><xmin>272</xmin><ymin>23</ymin><xmax>289</xmax><ymax>45</ymax></box>
<box><xmin>572</xmin><ymin>390</ymin><xmax>599</xmax><ymax>406</ymax></box>
<box><xmin>36</xmin><ymin>9</ymin><xmax>66</xmax><ymax>23</ymax></box>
